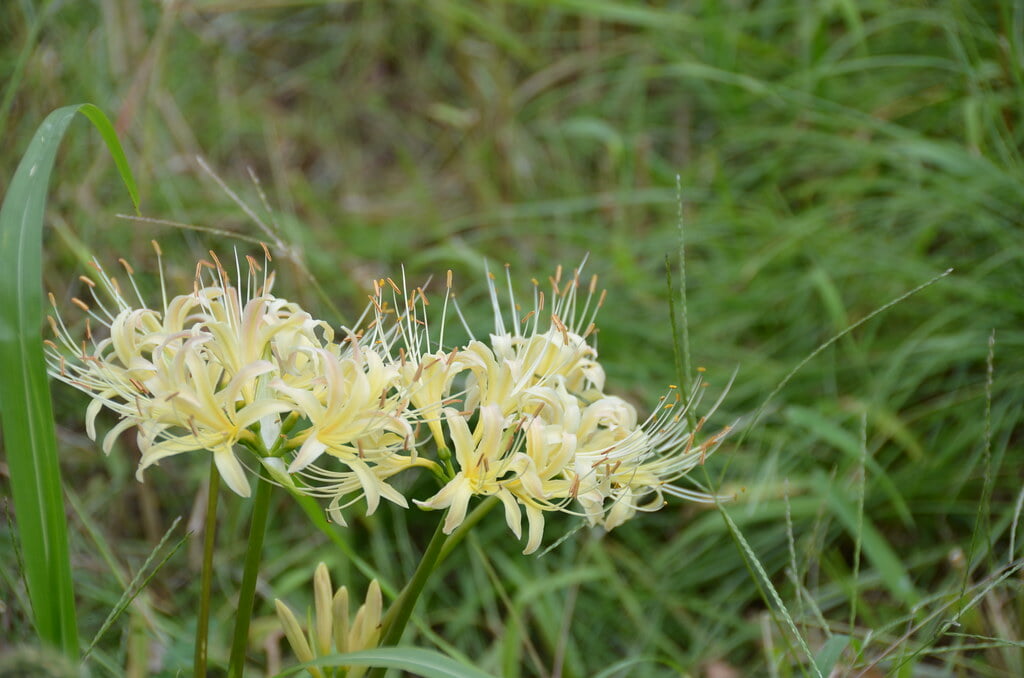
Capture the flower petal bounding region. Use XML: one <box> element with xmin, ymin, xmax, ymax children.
<box><xmin>523</xmin><ymin>504</ymin><xmax>546</xmax><ymax>555</ymax></box>
<box><xmin>214</xmin><ymin>446</ymin><xmax>251</xmax><ymax>497</ymax></box>
<box><xmin>289</xmin><ymin>435</ymin><xmax>328</xmax><ymax>473</ymax></box>
<box><xmin>498</xmin><ymin>490</ymin><xmax>522</xmax><ymax>539</ymax></box>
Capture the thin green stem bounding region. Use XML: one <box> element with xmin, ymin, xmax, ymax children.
<box><xmin>194</xmin><ymin>459</ymin><xmax>221</xmax><ymax>677</ymax></box>
<box><xmin>227</xmin><ymin>468</ymin><xmax>274</xmax><ymax>678</ymax></box>
<box><xmin>368</xmin><ymin>517</ymin><xmax>449</xmax><ymax>678</ymax></box>
<box><xmin>671</xmin><ymin>175</ymin><xmax>697</xmax><ymax>433</ymax></box>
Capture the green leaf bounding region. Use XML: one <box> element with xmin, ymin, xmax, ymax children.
<box><xmin>813</xmin><ymin>472</ymin><xmax>920</xmax><ymax>608</ymax></box>
<box><xmin>0</xmin><ymin>104</ymin><xmax>138</xmax><ymax>655</ymax></box>
<box><xmin>272</xmin><ymin>647</ymin><xmax>498</xmax><ymax>678</ymax></box>
<box><xmin>785</xmin><ymin>405</ymin><xmax>914</xmax><ymax>526</ymax></box>
<box><xmin>814</xmin><ymin>634</ymin><xmax>850</xmax><ymax>675</ymax></box>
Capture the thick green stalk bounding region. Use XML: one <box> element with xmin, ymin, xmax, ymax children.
<box><xmin>194</xmin><ymin>460</ymin><xmax>221</xmax><ymax>677</ymax></box>
<box><xmin>368</xmin><ymin>518</ymin><xmax>449</xmax><ymax>678</ymax></box>
<box><xmin>227</xmin><ymin>469</ymin><xmax>274</xmax><ymax>677</ymax></box>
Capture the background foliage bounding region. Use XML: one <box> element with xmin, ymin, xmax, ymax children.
<box><xmin>1</xmin><ymin>1</ymin><xmax>1022</xmax><ymax>676</ymax></box>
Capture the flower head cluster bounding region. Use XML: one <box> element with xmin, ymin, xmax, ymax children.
<box><xmin>372</xmin><ymin>264</ymin><xmax>732</xmax><ymax>553</ymax></box>
<box><xmin>49</xmin><ymin>249</ymin><xmax>730</xmax><ymax>553</ymax></box>
<box><xmin>47</xmin><ymin>245</ymin><xmax>425</xmax><ymax>508</ymax></box>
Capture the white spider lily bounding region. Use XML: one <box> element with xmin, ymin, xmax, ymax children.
<box><xmin>277</xmin><ymin>344</ymin><xmax>407</xmax><ymax>473</ymax></box>
<box><xmin>46</xmin><ymin>247</ymin><xmax>329</xmax><ymax>497</ymax></box>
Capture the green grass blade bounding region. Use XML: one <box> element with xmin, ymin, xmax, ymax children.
<box><xmin>717</xmin><ymin>504</ymin><xmax>823</xmax><ymax>678</ymax></box>
<box><xmin>273</xmin><ymin>647</ymin><xmax>499</xmax><ymax>678</ymax></box>
<box><xmin>0</xmin><ymin>103</ymin><xmax>138</xmax><ymax>655</ymax></box>
<box><xmin>814</xmin><ymin>472</ymin><xmax>920</xmax><ymax>608</ymax></box>
<box><xmin>814</xmin><ymin>634</ymin><xmax>850</xmax><ymax>676</ymax></box>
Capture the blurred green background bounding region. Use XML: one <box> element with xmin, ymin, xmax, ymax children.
<box><xmin>2</xmin><ymin>1</ymin><xmax>1022</xmax><ymax>676</ymax></box>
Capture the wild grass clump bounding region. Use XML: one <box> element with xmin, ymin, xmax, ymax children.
<box><xmin>2</xmin><ymin>1</ymin><xmax>1022</xmax><ymax>676</ymax></box>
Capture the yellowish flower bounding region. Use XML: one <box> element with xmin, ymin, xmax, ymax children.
<box><xmin>277</xmin><ymin>344</ymin><xmax>407</xmax><ymax>473</ymax></box>
<box><xmin>416</xmin><ymin>404</ymin><xmax>558</xmax><ymax>550</ymax></box>
<box><xmin>408</xmin><ymin>262</ymin><xmax>731</xmax><ymax>551</ymax></box>
<box><xmin>46</xmin><ymin>249</ymin><xmax>329</xmax><ymax>496</ymax></box>
<box><xmin>573</xmin><ymin>382</ymin><xmax>733</xmax><ymax>529</ymax></box>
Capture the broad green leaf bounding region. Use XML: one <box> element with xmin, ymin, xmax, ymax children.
<box><xmin>0</xmin><ymin>103</ymin><xmax>138</xmax><ymax>655</ymax></box>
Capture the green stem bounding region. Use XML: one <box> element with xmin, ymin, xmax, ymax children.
<box><xmin>194</xmin><ymin>459</ymin><xmax>221</xmax><ymax>677</ymax></box>
<box><xmin>438</xmin><ymin>496</ymin><xmax>497</xmax><ymax>565</ymax></box>
<box><xmin>227</xmin><ymin>468</ymin><xmax>274</xmax><ymax>677</ymax></box>
<box><xmin>367</xmin><ymin>517</ymin><xmax>449</xmax><ymax>678</ymax></box>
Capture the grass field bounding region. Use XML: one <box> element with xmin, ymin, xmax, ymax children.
<box><xmin>2</xmin><ymin>1</ymin><xmax>1023</xmax><ymax>676</ymax></box>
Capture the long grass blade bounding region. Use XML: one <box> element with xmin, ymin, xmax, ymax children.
<box><xmin>0</xmin><ymin>103</ymin><xmax>138</xmax><ymax>654</ymax></box>
<box><xmin>273</xmin><ymin>647</ymin><xmax>499</xmax><ymax>678</ymax></box>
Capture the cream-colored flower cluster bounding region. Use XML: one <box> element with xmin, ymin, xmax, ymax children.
<box><xmin>46</xmin><ymin>246</ymin><xmax>422</xmax><ymax>505</ymax></box>
<box><xmin>49</xmin><ymin>250</ymin><xmax>729</xmax><ymax>554</ymax></box>
<box><xmin>375</xmin><ymin>265</ymin><xmax>730</xmax><ymax>553</ymax></box>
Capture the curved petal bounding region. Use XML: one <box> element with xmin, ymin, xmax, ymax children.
<box><xmin>523</xmin><ymin>504</ymin><xmax>546</xmax><ymax>555</ymax></box>
<box><xmin>413</xmin><ymin>476</ymin><xmax>461</xmax><ymax>511</ymax></box>
<box><xmin>476</xmin><ymin>404</ymin><xmax>504</xmax><ymax>463</ymax></box>
<box><xmin>443</xmin><ymin>408</ymin><xmax>474</xmax><ymax>470</ymax></box>
<box><xmin>85</xmin><ymin>397</ymin><xmax>105</xmax><ymax>441</ymax></box>
<box><xmin>349</xmin><ymin>459</ymin><xmax>382</xmax><ymax>514</ymax></box>
<box><xmin>101</xmin><ymin>416</ymin><xmax>138</xmax><ymax>455</ymax></box>
<box><xmin>498</xmin><ymin>490</ymin><xmax>522</xmax><ymax>539</ymax></box>
<box><xmin>214</xmin><ymin>446</ymin><xmax>251</xmax><ymax>497</ymax></box>
<box><xmin>604</xmin><ymin>488</ymin><xmax>636</xmax><ymax>530</ymax></box>
<box><xmin>442</xmin><ymin>480</ymin><xmax>475</xmax><ymax>534</ymax></box>
<box><xmin>289</xmin><ymin>435</ymin><xmax>328</xmax><ymax>473</ymax></box>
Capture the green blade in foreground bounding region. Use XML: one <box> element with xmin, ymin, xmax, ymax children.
<box><xmin>0</xmin><ymin>103</ymin><xmax>138</xmax><ymax>655</ymax></box>
<box><xmin>273</xmin><ymin>648</ymin><xmax>498</xmax><ymax>678</ymax></box>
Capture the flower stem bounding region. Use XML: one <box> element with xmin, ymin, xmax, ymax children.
<box><xmin>193</xmin><ymin>459</ymin><xmax>221</xmax><ymax>677</ymax></box>
<box><xmin>227</xmin><ymin>468</ymin><xmax>274</xmax><ymax>677</ymax></box>
<box><xmin>367</xmin><ymin>517</ymin><xmax>449</xmax><ymax>678</ymax></box>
